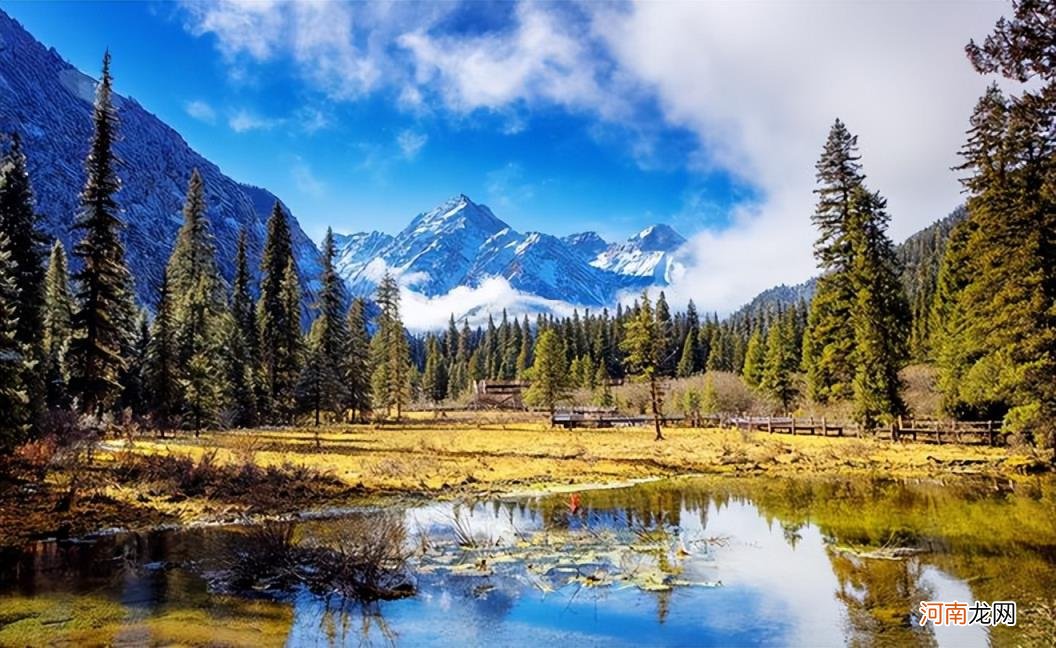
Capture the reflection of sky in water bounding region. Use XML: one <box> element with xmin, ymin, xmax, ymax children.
<box><xmin>284</xmin><ymin>497</ymin><xmax>850</xmax><ymax>646</ymax></box>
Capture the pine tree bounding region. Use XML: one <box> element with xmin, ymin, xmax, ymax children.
<box><xmin>760</xmin><ymin>312</ymin><xmax>798</xmax><ymax>411</ymax></box>
<box><xmin>0</xmin><ymin>232</ymin><xmax>28</xmax><ymax>450</ymax></box>
<box><xmin>297</xmin><ymin>229</ymin><xmax>349</xmax><ymax>424</ymax></box>
<box><xmin>847</xmin><ymin>187</ymin><xmax>909</xmax><ymax>429</ymax></box>
<box><xmin>118</xmin><ymin>311</ymin><xmax>150</xmax><ymax>415</ymax></box>
<box><xmin>0</xmin><ymin>133</ymin><xmax>46</xmax><ymax>420</ymax></box>
<box><xmin>802</xmin><ymin>120</ymin><xmax>863</xmax><ymax>403</ymax></box>
<box><xmin>516</xmin><ymin>316</ymin><xmax>532</xmax><ymax>379</ymax></box>
<box><xmin>345</xmin><ymin>297</ymin><xmax>371</xmax><ymax>421</ymax></box>
<box><xmin>275</xmin><ymin>259</ymin><xmax>304</xmax><ymax>422</ymax></box>
<box><xmin>68</xmin><ymin>52</ymin><xmax>136</xmax><ymax>417</ymax></box>
<box><xmin>257</xmin><ymin>201</ymin><xmax>300</xmax><ymax>422</ymax></box>
<box><xmin>655</xmin><ymin>291</ymin><xmax>675</xmax><ymax>375</ymax></box>
<box><xmin>621</xmin><ymin>291</ymin><xmax>667</xmax><ymax>441</ymax></box>
<box><xmin>422</xmin><ymin>336</ymin><xmax>448</xmax><ymax>408</ymax></box>
<box><xmin>167</xmin><ymin>169</ymin><xmax>225</xmax><ymax>431</ymax></box>
<box><xmin>591</xmin><ymin>361</ymin><xmax>614</xmax><ymax>408</ymax></box>
<box><xmin>676</xmin><ymin>331</ymin><xmax>697</xmax><ymax>378</ymax></box>
<box><xmin>43</xmin><ymin>241</ymin><xmax>74</xmax><ymax>409</ymax></box>
<box><xmin>224</xmin><ymin>230</ymin><xmax>258</xmax><ymax>426</ymax></box>
<box><xmin>146</xmin><ymin>270</ymin><xmax>180</xmax><ymax>430</ymax></box>
<box><xmin>742</xmin><ymin>329</ymin><xmax>766</xmax><ymax>387</ymax></box>
<box><xmin>370</xmin><ymin>272</ymin><xmax>410</xmax><ymax>420</ymax></box>
<box><xmin>936</xmin><ymin>74</ymin><xmax>1056</xmax><ymax>442</ymax></box>
<box><xmin>523</xmin><ymin>328</ymin><xmax>571</xmax><ymax>422</ymax></box>
<box><xmin>218</xmin><ymin>310</ymin><xmax>256</xmax><ymax>428</ymax></box>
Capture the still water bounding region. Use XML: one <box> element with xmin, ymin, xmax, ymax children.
<box><xmin>1</xmin><ymin>475</ymin><xmax>1054</xmax><ymax>647</ymax></box>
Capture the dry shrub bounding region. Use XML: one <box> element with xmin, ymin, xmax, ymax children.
<box><xmin>900</xmin><ymin>364</ymin><xmax>941</xmax><ymax>418</ymax></box>
<box><xmin>303</xmin><ymin>514</ymin><xmax>414</xmax><ymax>600</ymax></box>
<box><xmin>14</xmin><ymin>435</ymin><xmax>60</xmax><ymax>482</ymax></box>
<box><xmin>115</xmin><ymin>451</ymin><xmax>341</xmax><ymax>500</ymax></box>
<box><xmin>224</xmin><ymin>514</ymin><xmax>414</xmax><ymax>602</ymax></box>
<box><xmin>662</xmin><ymin>372</ymin><xmax>760</xmax><ymax>416</ymax></box>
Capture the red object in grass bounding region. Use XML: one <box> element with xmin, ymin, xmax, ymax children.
<box><xmin>568</xmin><ymin>493</ymin><xmax>581</xmax><ymax>515</ymax></box>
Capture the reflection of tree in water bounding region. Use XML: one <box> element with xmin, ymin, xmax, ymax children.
<box><xmin>829</xmin><ymin>551</ymin><xmax>936</xmax><ymax>648</ymax></box>
<box><xmin>298</xmin><ymin>598</ymin><xmax>397</xmax><ymax>648</ymax></box>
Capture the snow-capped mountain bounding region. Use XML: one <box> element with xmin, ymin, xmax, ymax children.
<box><xmin>0</xmin><ymin>11</ymin><xmax>322</xmax><ymax>306</ymax></box>
<box><xmin>590</xmin><ymin>224</ymin><xmax>686</xmax><ymax>285</ymax></box>
<box><xmin>561</xmin><ymin>231</ymin><xmax>609</xmax><ymax>260</ymax></box>
<box><xmin>333</xmin><ymin>194</ymin><xmax>686</xmax><ymax>307</ymax></box>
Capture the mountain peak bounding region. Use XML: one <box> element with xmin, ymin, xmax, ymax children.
<box><xmin>631</xmin><ymin>224</ymin><xmax>685</xmax><ymax>251</ymax></box>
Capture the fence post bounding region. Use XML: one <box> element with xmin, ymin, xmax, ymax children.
<box><xmin>767</xmin><ymin>416</ymin><xmax>773</xmax><ymax>434</ymax></box>
<box><xmin>821</xmin><ymin>417</ymin><xmax>827</xmax><ymax>436</ymax></box>
<box><xmin>809</xmin><ymin>416</ymin><xmax>815</xmax><ymax>435</ymax></box>
<box><xmin>988</xmin><ymin>420</ymin><xmax>994</xmax><ymax>447</ymax></box>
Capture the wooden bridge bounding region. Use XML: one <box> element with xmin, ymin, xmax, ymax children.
<box><xmin>551</xmin><ymin>408</ymin><xmax>684</xmax><ymax>429</ymax></box>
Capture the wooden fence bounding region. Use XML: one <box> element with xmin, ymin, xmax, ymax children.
<box><xmin>551</xmin><ymin>409</ymin><xmax>1007</xmax><ymax>446</ymax></box>
<box><xmin>725</xmin><ymin>415</ymin><xmax>1008</xmax><ymax>446</ymax></box>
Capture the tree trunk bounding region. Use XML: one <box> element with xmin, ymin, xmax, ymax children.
<box><xmin>650</xmin><ymin>376</ymin><xmax>664</xmax><ymax>441</ymax></box>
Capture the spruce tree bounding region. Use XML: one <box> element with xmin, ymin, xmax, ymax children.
<box><xmin>742</xmin><ymin>329</ymin><xmax>766</xmax><ymax>387</ymax></box>
<box><xmin>0</xmin><ymin>134</ymin><xmax>46</xmax><ymax>420</ymax></box>
<box><xmin>370</xmin><ymin>272</ymin><xmax>410</xmax><ymax>420</ymax></box>
<box><xmin>422</xmin><ymin>336</ymin><xmax>448</xmax><ymax>408</ymax></box>
<box><xmin>297</xmin><ymin>229</ymin><xmax>348</xmax><ymax>424</ymax></box>
<box><xmin>43</xmin><ymin>241</ymin><xmax>75</xmax><ymax>409</ymax></box>
<box><xmin>938</xmin><ymin>78</ymin><xmax>1056</xmax><ymax>442</ymax></box>
<box><xmin>760</xmin><ymin>312</ymin><xmax>798</xmax><ymax>412</ymax></box>
<box><xmin>847</xmin><ymin>187</ymin><xmax>909</xmax><ymax>429</ymax></box>
<box><xmin>274</xmin><ymin>259</ymin><xmax>304</xmax><ymax>422</ymax></box>
<box><xmin>621</xmin><ymin>291</ymin><xmax>667</xmax><ymax>441</ymax></box>
<box><xmin>803</xmin><ymin>120</ymin><xmax>863</xmax><ymax>403</ymax></box>
<box><xmin>0</xmin><ymin>232</ymin><xmax>28</xmax><ymax>450</ymax></box>
<box><xmin>68</xmin><ymin>52</ymin><xmax>136</xmax><ymax>417</ymax></box>
<box><xmin>523</xmin><ymin>328</ymin><xmax>571</xmax><ymax>422</ymax></box>
<box><xmin>592</xmin><ymin>360</ymin><xmax>614</xmax><ymax>408</ymax></box>
<box><xmin>676</xmin><ymin>331</ymin><xmax>697</xmax><ymax>378</ymax></box>
<box><xmin>345</xmin><ymin>297</ymin><xmax>371</xmax><ymax>421</ymax></box>
<box><xmin>118</xmin><ymin>311</ymin><xmax>150</xmax><ymax>415</ymax></box>
<box><xmin>167</xmin><ymin>169</ymin><xmax>225</xmax><ymax>431</ymax></box>
<box><xmin>225</xmin><ymin>231</ymin><xmax>258</xmax><ymax>426</ymax></box>
<box><xmin>257</xmin><ymin>201</ymin><xmax>300</xmax><ymax>422</ymax></box>
<box><xmin>146</xmin><ymin>269</ymin><xmax>180</xmax><ymax>430</ymax></box>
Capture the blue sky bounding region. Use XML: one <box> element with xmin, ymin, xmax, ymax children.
<box><xmin>3</xmin><ymin>0</ymin><xmax>750</xmax><ymax>244</ymax></box>
<box><xmin>3</xmin><ymin>0</ymin><xmax>1007</xmax><ymax>313</ymax></box>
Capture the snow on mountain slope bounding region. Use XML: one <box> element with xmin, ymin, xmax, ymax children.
<box><xmin>0</xmin><ymin>10</ymin><xmax>322</xmax><ymax>306</ymax></box>
<box><xmin>333</xmin><ymin>230</ymin><xmax>393</xmax><ymax>282</ymax></box>
<box><xmin>561</xmin><ymin>231</ymin><xmax>609</xmax><ymax>260</ymax></box>
<box><xmin>591</xmin><ymin>224</ymin><xmax>687</xmax><ymax>285</ymax></box>
<box><xmin>333</xmin><ymin>194</ymin><xmax>645</xmax><ymax>308</ymax></box>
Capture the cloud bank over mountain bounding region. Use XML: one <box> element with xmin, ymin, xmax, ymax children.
<box><xmin>178</xmin><ymin>0</ymin><xmax>1006</xmax><ymax>315</ymax></box>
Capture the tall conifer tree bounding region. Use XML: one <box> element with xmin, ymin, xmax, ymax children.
<box><xmin>0</xmin><ymin>134</ymin><xmax>46</xmax><ymax>420</ymax></box>
<box><xmin>68</xmin><ymin>52</ymin><xmax>136</xmax><ymax>416</ymax></box>
<box><xmin>43</xmin><ymin>241</ymin><xmax>74</xmax><ymax>409</ymax></box>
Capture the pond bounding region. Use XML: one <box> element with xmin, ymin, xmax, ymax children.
<box><xmin>1</xmin><ymin>475</ymin><xmax>1054</xmax><ymax>646</ymax></box>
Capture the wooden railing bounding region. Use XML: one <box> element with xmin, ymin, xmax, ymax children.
<box><xmin>723</xmin><ymin>415</ymin><xmax>1007</xmax><ymax>446</ymax></box>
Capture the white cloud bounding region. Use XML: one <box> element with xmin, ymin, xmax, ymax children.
<box><xmin>184</xmin><ymin>99</ymin><xmax>217</xmax><ymax>124</ymax></box>
<box><xmin>181</xmin><ymin>0</ymin><xmax>454</xmax><ymax>100</ymax></box>
<box><xmin>292</xmin><ymin>156</ymin><xmax>324</xmax><ymax>196</ymax></box>
<box><xmin>398</xmin><ymin>3</ymin><xmax>624</xmax><ymax>119</ymax></box>
<box><xmin>401</xmin><ymin>276</ymin><xmax>580</xmax><ymax>331</ymax></box>
<box><xmin>228</xmin><ymin>108</ymin><xmax>282</xmax><ymax>133</ymax></box>
<box><xmin>590</xmin><ymin>0</ymin><xmax>1006</xmax><ymax>314</ymax></box>
<box><xmin>396</xmin><ymin>129</ymin><xmax>427</xmax><ymax>160</ymax></box>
